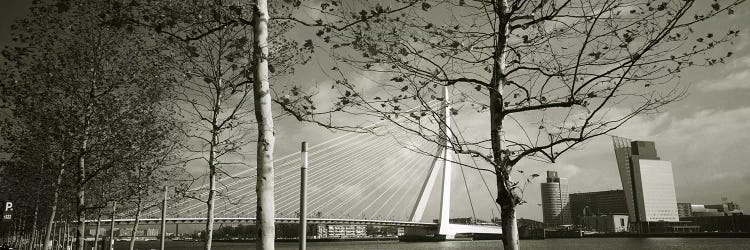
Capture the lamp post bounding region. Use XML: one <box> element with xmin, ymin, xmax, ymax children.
<box><xmin>299</xmin><ymin>142</ymin><xmax>308</xmax><ymax>250</ymax></box>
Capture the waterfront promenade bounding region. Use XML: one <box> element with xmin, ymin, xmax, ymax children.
<box><xmin>115</xmin><ymin>238</ymin><xmax>750</xmax><ymax>250</ymax></box>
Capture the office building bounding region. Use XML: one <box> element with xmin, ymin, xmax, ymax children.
<box><xmin>612</xmin><ymin>137</ymin><xmax>679</xmax><ymax>222</ymax></box>
<box><xmin>570</xmin><ymin>190</ymin><xmax>628</xmax><ymax>225</ymax></box>
<box><xmin>580</xmin><ymin>214</ymin><xmax>629</xmax><ymax>233</ymax></box>
<box><xmin>541</xmin><ymin>171</ymin><xmax>571</xmax><ymax>229</ymax></box>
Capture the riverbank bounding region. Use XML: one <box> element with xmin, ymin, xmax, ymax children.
<box><xmin>212</xmin><ymin>237</ymin><xmax>399</xmax><ymax>243</ymax></box>
<box><xmin>109</xmin><ymin>238</ymin><xmax>750</xmax><ymax>249</ymax></box>
<box><xmin>584</xmin><ymin>232</ymin><xmax>750</xmax><ymax>238</ymax></box>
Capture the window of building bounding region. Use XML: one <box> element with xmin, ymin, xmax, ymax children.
<box><xmin>620</xmin><ymin>218</ymin><xmax>625</xmax><ymax>227</ymax></box>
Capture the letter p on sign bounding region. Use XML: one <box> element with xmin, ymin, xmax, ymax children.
<box><xmin>1</xmin><ymin>201</ymin><xmax>11</xmax><ymax>221</ymax></box>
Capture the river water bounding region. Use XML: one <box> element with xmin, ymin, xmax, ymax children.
<box><xmin>114</xmin><ymin>238</ymin><xmax>750</xmax><ymax>249</ymax></box>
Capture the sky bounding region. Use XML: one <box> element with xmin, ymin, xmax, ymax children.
<box><xmin>1</xmin><ymin>1</ymin><xmax>749</xmax><ymax>223</ymax></box>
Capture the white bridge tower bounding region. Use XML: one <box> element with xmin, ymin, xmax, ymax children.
<box><xmin>407</xmin><ymin>86</ymin><xmax>502</xmax><ymax>239</ymax></box>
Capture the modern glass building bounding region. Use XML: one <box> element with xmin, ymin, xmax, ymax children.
<box><xmin>570</xmin><ymin>190</ymin><xmax>628</xmax><ymax>225</ymax></box>
<box><xmin>541</xmin><ymin>171</ymin><xmax>571</xmax><ymax>229</ymax></box>
<box><xmin>612</xmin><ymin>137</ymin><xmax>679</xmax><ymax>223</ymax></box>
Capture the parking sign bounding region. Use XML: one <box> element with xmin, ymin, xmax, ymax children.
<box><xmin>1</xmin><ymin>201</ymin><xmax>11</xmax><ymax>221</ymax></box>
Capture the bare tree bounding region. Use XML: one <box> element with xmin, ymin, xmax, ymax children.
<box><xmin>279</xmin><ymin>0</ymin><xmax>745</xmax><ymax>249</ymax></box>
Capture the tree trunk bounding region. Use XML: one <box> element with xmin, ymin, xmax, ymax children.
<box><xmin>109</xmin><ymin>202</ymin><xmax>116</xmax><ymax>250</ymax></box>
<box><xmin>128</xmin><ymin>199</ymin><xmax>141</xmax><ymax>250</ymax></box>
<box><xmin>204</xmin><ymin>147</ymin><xmax>216</xmax><ymax>250</ymax></box>
<box><xmin>499</xmin><ymin>205</ymin><xmax>520</xmax><ymax>250</ymax></box>
<box><xmin>490</xmin><ymin>1</ymin><xmax>520</xmax><ymax>250</ymax></box>
<box><xmin>94</xmin><ymin>209</ymin><xmax>102</xmax><ymax>250</ymax></box>
<box><xmin>64</xmin><ymin>219</ymin><xmax>69</xmax><ymax>249</ymax></box>
<box><xmin>76</xmin><ymin>142</ymin><xmax>87</xmax><ymax>250</ymax></box>
<box><xmin>44</xmin><ymin>168</ymin><xmax>65</xmax><ymax>250</ymax></box>
<box><xmin>31</xmin><ymin>187</ymin><xmax>40</xmax><ymax>249</ymax></box>
<box><xmin>253</xmin><ymin>1</ymin><xmax>275</xmax><ymax>249</ymax></box>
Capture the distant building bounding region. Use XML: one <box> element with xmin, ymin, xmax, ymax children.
<box><xmin>580</xmin><ymin>214</ymin><xmax>629</xmax><ymax>233</ymax></box>
<box><xmin>448</xmin><ymin>217</ymin><xmax>477</xmax><ymax>224</ymax></box>
<box><xmin>677</xmin><ymin>203</ymin><xmax>692</xmax><ymax>219</ymax></box>
<box><xmin>690</xmin><ymin>205</ymin><xmax>724</xmax><ymax>217</ymax></box>
<box><xmin>570</xmin><ymin>190</ymin><xmax>628</xmax><ymax>225</ymax></box>
<box><xmin>705</xmin><ymin>201</ymin><xmax>742</xmax><ymax>214</ymax></box>
<box><xmin>612</xmin><ymin>137</ymin><xmax>679</xmax><ymax>223</ymax></box>
<box><xmin>541</xmin><ymin>171</ymin><xmax>571</xmax><ymax>229</ymax></box>
<box><xmin>688</xmin><ymin>201</ymin><xmax>743</xmax><ymax>217</ymax></box>
<box><xmin>88</xmin><ymin>228</ymin><xmax>107</xmax><ymax>237</ymax></box>
<box><xmin>316</xmin><ymin>225</ymin><xmax>367</xmax><ymax>238</ymax></box>
<box><xmin>688</xmin><ymin>215</ymin><xmax>750</xmax><ymax>232</ymax></box>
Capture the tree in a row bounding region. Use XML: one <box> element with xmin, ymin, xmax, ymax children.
<box><xmin>0</xmin><ymin>1</ymin><xmax>183</xmax><ymax>250</ymax></box>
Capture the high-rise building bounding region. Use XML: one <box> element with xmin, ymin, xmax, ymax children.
<box><xmin>541</xmin><ymin>171</ymin><xmax>571</xmax><ymax>229</ymax></box>
<box><xmin>570</xmin><ymin>190</ymin><xmax>628</xmax><ymax>225</ymax></box>
<box><xmin>612</xmin><ymin>137</ymin><xmax>679</xmax><ymax>222</ymax></box>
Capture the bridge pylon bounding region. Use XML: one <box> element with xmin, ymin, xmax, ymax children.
<box><xmin>407</xmin><ymin>86</ymin><xmax>502</xmax><ymax>240</ymax></box>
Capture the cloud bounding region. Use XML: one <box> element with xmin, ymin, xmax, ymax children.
<box><xmin>698</xmin><ymin>70</ymin><xmax>750</xmax><ymax>92</ymax></box>
<box><xmin>588</xmin><ymin>106</ymin><xmax>750</xmax><ymax>206</ymax></box>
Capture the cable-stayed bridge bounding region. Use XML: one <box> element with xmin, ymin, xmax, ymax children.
<box><xmin>93</xmin><ymin>87</ymin><xmax>502</xmax><ymax>240</ymax></box>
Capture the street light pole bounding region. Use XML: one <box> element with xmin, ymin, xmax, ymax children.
<box><xmin>299</xmin><ymin>142</ymin><xmax>308</xmax><ymax>250</ymax></box>
<box><xmin>109</xmin><ymin>202</ymin><xmax>116</xmax><ymax>250</ymax></box>
<box><xmin>160</xmin><ymin>186</ymin><xmax>168</xmax><ymax>250</ymax></box>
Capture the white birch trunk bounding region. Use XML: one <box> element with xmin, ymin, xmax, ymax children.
<box><xmin>253</xmin><ymin>0</ymin><xmax>275</xmax><ymax>249</ymax></box>
<box><xmin>44</xmin><ymin>168</ymin><xmax>64</xmax><ymax>250</ymax></box>
<box><xmin>128</xmin><ymin>199</ymin><xmax>141</xmax><ymax>250</ymax></box>
<box><xmin>76</xmin><ymin>147</ymin><xmax>86</xmax><ymax>250</ymax></box>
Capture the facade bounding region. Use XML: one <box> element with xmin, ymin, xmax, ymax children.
<box><xmin>580</xmin><ymin>214</ymin><xmax>629</xmax><ymax>233</ymax></box>
<box><xmin>570</xmin><ymin>190</ymin><xmax>628</xmax><ymax>225</ymax></box>
<box><xmin>541</xmin><ymin>171</ymin><xmax>571</xmax><ymax>229</ymax></box>
<box><xmin>316</xmin><ymin>224</ymin><xmax>367</xmax><ymax>238</ymax></box>
<box><xmin>88</xmin><ymin>228</ymin><xmax>107</xmax><ymax>236</ymax></box>
<box><xmin>689</xmin><ymin>202</ymin><xmax>743</xmax><ymax>217</ymax></box>
<box><xmin>612</xmin><ymin>136</ymin><xmax>638</xmax><ymax>221</ymax></box>
<box><xmin>677</xmin><ymin>203</ymin><xmax>692</xmax><ymax>219</ymax></box>
<box><xmin>688</xmin><ymin>215</ymin><xmax>750</xmax><ymax>232</ymax></box>
<box><xmin>705</xmin><ymin>201</ymin><xmax>743</xmax><ymax>213</ymax></box>
<box><xmin>612</xmin><ymin>138</ymin><xmax>679</xmax><ymax>222</ymax></box>
<box><xmin>634</xmin><ymin>158</ymin><xmax>679</xmax><ymax>221</ymax></box>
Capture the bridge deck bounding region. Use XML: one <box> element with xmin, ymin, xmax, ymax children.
<box><xmin>84</xmin><ymin>217</ymin><xmax>438</xmax><ymax>227</ymax></box>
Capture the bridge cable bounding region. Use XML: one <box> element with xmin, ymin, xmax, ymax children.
<box><xmin>451</xmin><ymin>117</ymin><xmax>503</xmax><ymax>217</ymax></box>
<box><xmin>297</xmin><ymin>136</ymin><xmax>408</xmax><ymax>216</ymax></box>
<box><xmin>178</xmin><ymin>128</ymin><xmax>402</xmax><ymax>217</ymax></box>
<box><xmin>145</xmin><ymin>101</ymin><xmax>441</xmax><ymax>219</ymax></box>
<box><xmin>383</xmin><ymin>149</ymin><xmax>435</xmax><ymax>221</ymax></box>
<box><xmin>375</xmin><ymin>142</ymin><xmax>436</xmax><ymax>220</ymax></box>
<box><xmin>364</xmin><ymin>142</ymin><xmax>435</xmax><ymax>219</ymax></box>
<box><xmin>455</xmin><ymin>152</ymin><xmax>478</xmax><ymax>220</ymax></box>
<box><xmin>277</xmin><ymin>135</ymin><xmax>407</xmax><ymax>215</ymax></box>
<box><xmin>278</xmin><ymin>130</ymin><xmax>412</xmax><ymax>212</ymax></box>
<box><xmin>269</xmin><ymin>133</ymin><xmax>400</xmax><ymax>213</ymax></box>
<box><xmin>185</xmin><ymin>112</ymin><xmax>422</xmax><ymax>217</ymax></box>
<box><xmin>331</xmin><ymin>142</ymin><xmax>419</xmax><ymax>217</ymax></box>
